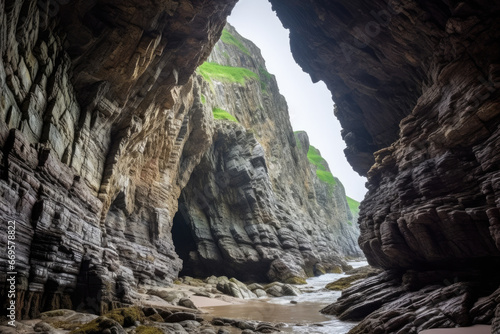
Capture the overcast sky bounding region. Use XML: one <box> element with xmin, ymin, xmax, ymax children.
<box><xmin>227</xmin><ymin>0</ymin><xmax>367</xmax><ymax>201</ymax></box>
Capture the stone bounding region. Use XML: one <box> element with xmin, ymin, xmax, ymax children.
<box><xmin>33</xmin><ymin>321</ymin><xmax>56</xmax><ymax>333</ymax></box>
<box><xmin>265</xmin><ymin>284</ymin><xmax>284</xmax><ymax>298</ymax></box>
<box><xmin>165</xmin><ymin>312</ymin><xmax>197</xmax><ymax>323</ymax></box>
<box><xmin>282</xmin><ymin>284</ymin><xmax>301</xmax><ymax>297</ymax></box>
<box><xmin>199</xmin><ymin>329</ymin><xmax>216</xmax><ymax>334</ymax></box>
<box><xmin>0</xmin><ymin>2</ymin><xmax>361</xmax><ymax>321</ymax></box>
<box><xmin>253</xmin><ymin>289</ymin><xmax>268</xmax><ymax>298</ymax></box>
<box><xmin>3</xmin><ymin>1</ymin><xmax>499</xmax><ymax>333</ymax></box>
<box><xmin>70</xmin><ymin>316</ymin><xmax>127</xmax><ymax>334</ymax></box>
<box><xmin>268</xmin><ymin>1</ymin><xmax>500</xmax><ymax>332</ymax></box>
<box><xmin>0</xmin><ymin>0</ymin><xmax>237</xmax><ymax>319</ymax></box>
<box><xmin>178</xmin><ymin>298</ymin><xmax>197</xmax><ymax>310</ymax></box>
<box><xmin>141</xmin><ymin>307</ymin><xmax>158</xmax><ymax>317</ymax></box>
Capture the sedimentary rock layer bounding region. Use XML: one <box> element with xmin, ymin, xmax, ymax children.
<box><xmin>0</xmin><ymin>0</ymin><xmax>360</xmax><ymax>320</ymax></box>
<box><xmin>268</xmin><ymin>0</ymin><xmax>500</xmax><ymax>331</ymax></box>
<box><xmin>174</xmin><ymin>24</ymin><xmax>361</xmax><ymax>282</ymax></box>
<box><xmin>0</xmin><ymin>0</ymin><xmax>237</xmax><ymax>319</ymax></box>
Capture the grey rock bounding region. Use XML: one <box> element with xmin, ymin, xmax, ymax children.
<box><xmin>33</xmin><ymin>321</ymin><xmax>56</xmax><ymax>333</ymax></box>
<box><xmin>165</xmin><ymin>312</ymin><xmax>197</xmax><ymax>323</ymax></box>
<box><xmin>241</xmin><ymin>330</ymin><xmax>255</xmax><ymax>334</ymax></box>
<box><xmin>178</xmin><ymin>297</ymin><xmax>198</xmax><ymax>309</ymax></box>
<box><xmin>199</xmin><ymin>329</ymin><xmax>216</xmax><ymax>334</ymax></box>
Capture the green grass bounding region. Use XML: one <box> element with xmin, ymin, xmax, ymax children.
<box><xmin>197</xmin><ymin>62</ymin><xmax>259</xmax><ymax>86</ymax></box>
<box><xmin>221</xmin><ymin>29</ymin><xmax>251</xmax><ymax>56</ymax></box>
<box><xmin>346</xmin><ymin>196</ymin><xmax>360</xmax><ymax>216</ymax></box>
<box><xmin>200</xmin><ymin>94</ymin><xmax>206</xmax><ymax>104</ymax></box>
<box><xmin>316</xmin><ymin>169</ymin><xmax>337</xmax><ymax>185</ymax></box>
<box><xmin>307</xmin><ymin>145</ymin><xmax>328</xmax><ymax>172</ymax></box>
<box><xmin>213</xmin><ymin>107</ymin><xmax>238</xmax><ymax>122</ymax></box>
<box><xmin>307</xmin><ymin>145</ymin><xmax>337</xmax><ymax>187</ymax></box>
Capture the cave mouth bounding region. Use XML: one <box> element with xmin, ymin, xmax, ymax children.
<box><xmin>171</xmin><ymin>209</ymin><xmax>197</xmax><ymax>277</ymax></box>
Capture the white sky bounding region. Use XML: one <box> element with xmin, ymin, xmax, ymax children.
<box><xmin>228</xmin><ymin>0</ymin><xmax>367</xmax><ymax>201</ymax></box>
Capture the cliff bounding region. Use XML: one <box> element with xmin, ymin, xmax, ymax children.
<box><xmin>0</xmin><ymin>0</ymin><xmax>237</xmax><ymax>319</ymax></box>
<box><xmin>175</xmin><ymin>24</ymin><xmax>362</xmax><ymax>282</ymax></box>
<box><xmin>2</xmin><ymin>0</ymin><xmax>500</xmax><ymax>332</ymax></box>
<box><xmin>268</xmin><ymin>0</ymin><xmax>500</xmax><ymax>332</ymax></box>
<box><xmin>0</xmin><ymin>1</ymin><xmax>359</xmax><ymax>320</ymax></box>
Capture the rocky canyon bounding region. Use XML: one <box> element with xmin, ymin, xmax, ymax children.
<box><xmin>1</xmin><ymin>0</ymin><xmax>500</xmax><ymax>334</ymax></box>
<box><xmin>0</xmin><ymin>0</ymin><xmax>360</xmax><ymax>324</ymax></box>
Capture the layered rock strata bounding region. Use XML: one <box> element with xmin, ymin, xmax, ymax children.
<box><xmin>174</xmin><ymin>24</ymin><xmax>362</xmax><ymax>282</ymax></box>
<box><xmin>268</xmin><ymin>0</ymin><xmax>500</xmax><ymax>332</ymax></box>
<box><xmin>0</xmin><ymin>0</ymin><xmax>360</xmax><ymax>320</ymax></box>
<box><xmin>0</xmin><ymin>0</ymin><xmax>237</xmax><ymax>319</ymax></box>
<box><xmin>3</xmin><ymin>0</ymin><xmax>497</xmax><ymax>331</ymax></box>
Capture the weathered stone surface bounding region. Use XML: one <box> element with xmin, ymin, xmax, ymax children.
<box><xmin>1</xmin><ymin>1</ymin><xmax>359</xmax><ymax>320</ymax></box>
<box><xmin>174</xmin><ymin>24</ymin><xmax>361</xmax><ymax>282</ymax></box>
<box><xmin>3</xmin><ymin>0</ymin><xmax>499</xmax><ymax>331</ymax></box>
<box><xmin>269</xmin><ymin>0</ymin><xmax>500</xmax><ymax>331</ymax></box>
<box><xmin>0</xmin><ymin>0</ymin><xmax>236</xmax><ymax>319</ymax></box>
<box><xmin>325</xmin><ymin>266</ymin><xmax>382</xmax><ymax>291</ymax></box>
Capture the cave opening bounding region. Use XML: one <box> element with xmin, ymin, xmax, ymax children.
<box><xmin>171</xmin><ymin>208</ymin><xmax>197</xmax><ymax>277</ymax></box>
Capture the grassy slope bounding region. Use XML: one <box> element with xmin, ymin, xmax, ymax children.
<box><xmin>221</xmin><ymin>29</ymin><xmax>251</xmax><ymax>56</ymax></box>
<box><xmin>212</xmin><ymin>107</ymin><xmax>238</xmax><ymax>122</ymax></box>
<box><xmin>307</xmin><ymin>145</ymin><xmax>337</xmax><ymax>186</ymax></box>
<box><xmin>198</xmin><ymin>62</ymin><xmax>259</xmax><ymax>85</ymax></box>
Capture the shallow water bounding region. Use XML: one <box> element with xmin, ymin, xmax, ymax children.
<box><xmin>204</xmin><ymin>261</ymin><xmax>367</xmax><ymax>333</ymax></box>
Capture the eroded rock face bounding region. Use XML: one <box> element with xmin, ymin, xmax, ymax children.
<box><xmin>174</xmin><ymin>24</ymin><xmax>361</xmax><ymax>282</ymax></box>
<box><xmin>0</xmin><ymin>0</ymin><xmax>236</xmax><ymax>318</ymax></box>
<box><xmin>269</xmin><ymin>0</ymin><xmax>500</xmax><ymax>331</ymax></box>
<box><xmin>0</xmin><ymin>0</ymin><xmax>360</xmax><ymax>319</ymax></box>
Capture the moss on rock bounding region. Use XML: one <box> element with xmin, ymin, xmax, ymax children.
<box><xmin>40</xmin><ymin>310</ymin><xmax>66</xmax><ymax>318</ymax></box>
<box><xmin>70</xmin><ymin>317</ymin><xmax>124</xmax><ymax>334</ymax></box>
<box><xmin>147</xmin><ymin>313</ymin><xmax>164</xmax><ymax>322</ymax></box>
<box><xmin>284</xmin><ymin>277</ymin><xmax>307</xmax><ymax>285</ymax></box>
<box><xmin>328</xmin><ymin>266</ymin><xmax>343</xmax><ymax>274</ymax></box>
<box><xmin>104</xmin><ymin>306</ymin><xmax>144</xmax><ymax>327</ymax></box>
<box><xmin>325</xmin><ymin>274</ymin><xmax>369</xmax><ymax>290</ymax></box>
<box><xmin>50</xmin><ymin>320</ymin><xmax>81</xmax><ymax>331</ymax></box>
<box><xmin>136</xmin><ymin>325</ymin><xmax>164</xmax><ymax>334</ymax></box>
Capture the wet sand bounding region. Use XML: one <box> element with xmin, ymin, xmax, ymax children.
<box><xmin>201</xmin><ymin>298</ymin><xmax>333</xmax><ymax>324</ymax></box>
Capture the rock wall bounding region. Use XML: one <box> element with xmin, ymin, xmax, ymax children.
<box><xmin>0</xmin><ymin>0</ymin><xmax>237</xmax><ymax>319</ymax></box>
<box><xmin>4</xmin><ymin>0</ymin><xmax>497</xmax><ymax>330</ymax></box>
<box><xmin>0</xmin><ymin>0</ymin><xmax>360</xmax><ymax>320</ymax></box>
<box><xmin>268</xmin><ymin>0</ymin><xmax>500</xmax><ymax>332</ymax></box>
<box><xmin>174</xmin><ymin>24</ymin><xmax>361</xmax><ymax>282</ymax></box>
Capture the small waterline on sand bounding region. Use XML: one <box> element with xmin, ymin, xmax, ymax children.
<box><xmin>201</xmin><ymin>261</ymin><xmax>367</xmax><ymax>333</ymax></box>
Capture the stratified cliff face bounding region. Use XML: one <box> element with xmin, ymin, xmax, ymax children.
<box><xmin>3</xmin><ymin>0</ymin><xmax>498</xmax><ymax>330</ymax></box>
<box><xmin>269</xmin><ymin>0</ymin><xmax>500</xmax><ymax>332</ymax></box>
<box><xmin>0</xmin><ymin>1</ymin><xmax>360</xmax><ymax>320</ymax></box>
<box><xmin>0</xmin><ymin>0</ymin><xmax>236</xmax><ymax>318</ymax></box>
<box><xmin>174</xmin><ymin>24</ymin><xmax>361</xmax><ymax>282</ymax></box>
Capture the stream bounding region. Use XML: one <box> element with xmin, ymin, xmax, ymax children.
<box><xmin>204</xmin><ymin>261</ymin><xmax>367</xmax><ymax>333</ymax></box>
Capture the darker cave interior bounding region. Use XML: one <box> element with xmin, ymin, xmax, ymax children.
<box><xmin>171</xmin><ymin>208</ymin><xmax>198</xmax><ymax>277</ymax></box>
